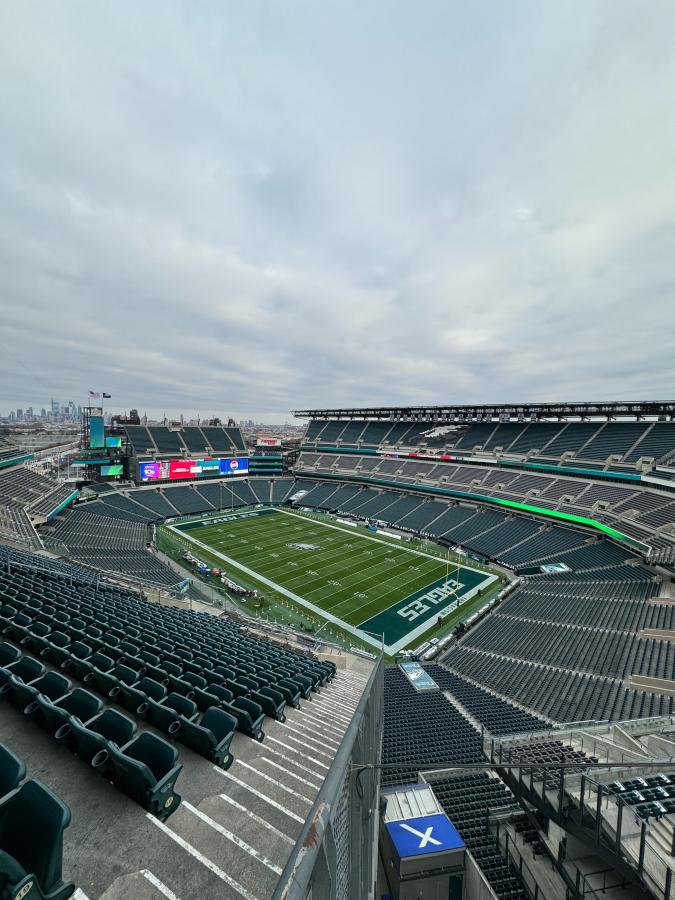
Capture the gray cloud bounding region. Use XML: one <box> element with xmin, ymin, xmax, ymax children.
<box><xmin>1</xmin><ymin>0</ymin><xmax>674</xmax><ymax>422</ymax></box>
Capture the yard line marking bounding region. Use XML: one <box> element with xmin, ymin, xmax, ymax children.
<box><xmin>146</xmin><ymin>814</ymin><xmax>259</xmax><ymax>900</ymax></box>
<box><xmin>172</xmin><ymin>506</ymin><xmax>496</xmax><ymax>656</ymax></box>
<box><xmin>218</xmin><ymin>794</ymin><xmax>295</xmax><ymax>845</ymax></box>
<box><xmin>279</xmin><ymin>506</ymin><xmax>463</xmax><ymax>563</ymax></box>
<box><xmin>166</xmin><ymin>525</ymin><xmax>382</xmax><ymax>651</ymax></box>
<box><xmin>216</xmin><ymin>770</ymin><xmax>304</xmax><ymax>823</ymax></box>
<box><xmin>235</xmin><ymin>760</ymin><xmax>313</xmax><ymax>803</ymax></box>
<box><xmin>259</xmin><ymin>756</ymin><xmax>323</xmax><ymax>790</ymax></box>
<box><xmin>183</xmin><ymin>801</ymin><xmax>282</xmax><ymax>874</ymax></box>
<box><xmin>141</xmin><ymin>870</ymin><xmax>183</xmax><ymax>900</ymax></box>
<box><xmin>267</xmin><ymin>736</ymin><xmax>330</xmax><ymax>769</ymax></box>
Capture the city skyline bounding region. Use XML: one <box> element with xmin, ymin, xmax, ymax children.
<box><xmin>0</xmin><ymin>398</ymin><xmax>300</xmax><ymax>429</ymax></box>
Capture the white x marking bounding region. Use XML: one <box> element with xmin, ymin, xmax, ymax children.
<box><xmin>399</xmin><ymin>822</ymin><xmax>442</xmax><ymax>848</ymax></box>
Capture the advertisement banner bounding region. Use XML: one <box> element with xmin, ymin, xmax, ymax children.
<box><xmin>139</xmin><ymin>457</ymin><xmax>248</xmax><ymax>482</ymax></box>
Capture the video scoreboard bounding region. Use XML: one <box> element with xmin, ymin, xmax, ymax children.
<box><xmin>138</xmin><ymin>456</ymin><xmax>248</xmax><ymax>482</ymax></box>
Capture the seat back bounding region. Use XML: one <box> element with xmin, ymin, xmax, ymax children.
<box><xmin>58</xmin><ymin>688</ymin><xmax>102</xmax><ymax>722</ymax></box>
<box><xmin>0</xmin><ymin>743</ymin><xmax>26</xmax><ymax>797</ymax></box>
<box><xmin>8</xmin><ymin>655</ymin><xmax>45</xmax><ymax>683</ymax></box>
<box><xmin>107</xmin><ymin>743</ymin><xmax>157</xmax><ymax>807</ymax></box>
<box><xmin>178</xmin><ymin>716</ymin><xmax>214</xmax><ymax>758</ymax></box>
<box><xmin>137</xmin><ymin>677</ymin><xmax>166</xmax><ymax>702</ymax></box>
<box><xmin>0</xmin><ymin>642</ymin><xmax>20</xmax><ymax>668</ymax></box>
<box><xmin>208</xmin><ymin>684</ymin><xmax>233</xmax><ymax>704</ymax></box>
<box><xmin>114</xmin><ymin>664</ymin><xmax>139</xmax><ymax>686</ymax></box>
<box><xmin>140</xmin><ymin>650</ymin><xmax>160</xmax><ymax>667</ymax></box>
<box><xmin>35</xmin><ymin>694</ymin><xmax>71</xmax><ymax>736</ymax></box>
<box><xmin>234</xmin><ymin>696</ymin><xmax>263</xmax><ymax>722</ymax></box>
<box><xmin>183</xmin><ymin>671</ymin><xmax>207</xmax><ymax>689</ymax></box>
<box><xmin>92</xmin><ymin>708</ymin><xmax>137</xmax><ymax>746</ymax></box>
<box><xmin>0</xmin><ymin>779</ymin><xmax>71</xmax><ymax>892</ymax></box>
<box><xmin>201</xmin><ymin>707</ymin><xmax>237</xmax><ymax>743</ymax></box>
<box><xmin>67</xmin><ymin>641</ymin><xmax>92</xmax><ymax>662</ymax></box>
<box><xmin>89</xmin><ymin>651</ymin><xmax>114</xmax><ymax>673</ymax></box>
<box><xmin>35</xmin><ymin>671</ymin><xmax>72</xmax><ymax>702</ymax></box>
<box><xmin>161</xmin><ymin>660</ymin><xmax>182</xmax><ymax>678</ymax></box>
<box><xmin>29</xmin><ymin>622</ymin><xmax>50</xmax><ymax>640</ymax></box>
<box><xmin>124</xmin><ymin>731</ymin><xmax>179</xmax><ymax>780</ymax></box>
<box><xmin>165</xmin><ymin>692</ymin><xmax>197</xmax><ymax>718</ymax></box>
<box><xmin>47</xmin><ymin>630</ymin><xmax>70</xmax><ymax>650</ymax></box>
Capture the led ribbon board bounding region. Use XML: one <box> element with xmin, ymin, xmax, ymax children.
<box><xmin>298</xmin><ymin>472</ymin><xmax>651</xmax><ymax>553</ymax></box>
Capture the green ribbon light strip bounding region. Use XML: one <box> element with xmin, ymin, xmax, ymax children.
<box><xmin>301</xmin><ymin>471</ymin><xmax>651</xmax><ymax>554</ymax></box>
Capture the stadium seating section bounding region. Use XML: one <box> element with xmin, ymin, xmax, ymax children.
<box><xmin>429</xmin><ymin>772</ymin><xmax>527</xmax><ymax>900</ymax></box>
<box><xmin>302</xmin><ymin>418</ymin><xmax>675</xmax><ymax>467</ymax></box>
<box><xmin>43</xmin><ymin>478</ymin><xmax>298</xmax><ymax>587</ymax></box>
<box><xmin>0</xmin><ymin>466</ymin><xmax>78</xmax><ymax>550</ymax></box>
<box><xmin>600</xmin><ymin>771</ymin><xmax>675</xmax><ymax>821</ymax></box>
<box><xmin>294</xmin><ymin>451</ymin><xmax>675</xmax><ymax>556</ymax></box>
<box><xmin>123</xmin><ymin>424</ymin><xmax>246</xmax><ymax>459</ymax></box>
<box><xmin>381</xmin><ymin>666</ymin><xmax>483</xmax><ymax>788</ymax></box>
<box><xmin>0</xmin><ymin>544</ymin><xmax>334</xmax><ymax>803</ymax></box>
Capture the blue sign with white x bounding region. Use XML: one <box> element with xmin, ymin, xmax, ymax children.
<box><xmin>387</xmin><ymin>813</ymin><xmax>465</xmax><ymax>858</ymax></box>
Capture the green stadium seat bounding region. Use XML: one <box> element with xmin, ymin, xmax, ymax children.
<box><xmin>39</xmin><ymin>631</ymin><xmax>71</xmax><ymax>666</ymax></box>
<box><xmin>59</xmin><ymin>641</ymin><xmax>93</xmax><ymax>677</ymax></box>
<box><xmin>182</xmin><ymin>671</ymin><xmax>207</xmax><ymax>691</ymax></box>
<box><xmin>0</xmin><ymin>779</ymin><xmax>74</xmax><ymax>900</ymax></box>
<box><xmin>251</xmin><ymin>689</ymin><xmax>286</xmax><ymax>722</ymax></box>
<box><xmin>0</xmin><ymin>743</ymin><xmax>25</xmax><ymax>798</ymax></box>
<box><xmin>88</xmin><ymin>662</ymin><xmax>139</xmax><ymax>699</ymax></box>
<box><xmin>22</xmin><ymin>621</ymin><xmax>52</xmax><ymax>656</ymax></box>
<box><xmin>0</xmin><ymin>642</ymin><xmax>20</xmax><ymax>669</ymax></box>
<box><xmin>79</xmin><ymin>650</ymin><xmax>115</xmax><ymax>684</ymax></box>
<box><xmin>63</xmin><ymin>709</ymin><xmax>137</xmax><ymax>768</ymax></box>
<box><xmin>224</xmin><ymin>697</ymin><xmax>265</xmax><ymax>741</ymax></box>
<box><xmin>178</xmin><ymin>707</ymin><xmax>236</xmax><ymax>768</ymax></box>
<box><xmin>2</xmin><ymin>612</ymin><xmax>32</xmax><ymax>645</ymax></box>
<box><xmin>108</xmin><ymin>732</ymin><xmax>182</xmax><ymax>820</ymax></box>
<box><xmin>145</xmin><ymin>693</ymin><xmax>197</xmax><ymax>736</ymax></box>
<box><xmin>118</xmin><ymin>677</ymin><xmax>167</xmax><ymax>717</ymax></box>
<box><xmin>276</xmin><ymin>678</ymin><xmax>302</xmax><ymax>707</ymax></box>
<box><xmin>9</xmin><ymin>671</ymin><xmax>72</xmax><ymax>714</ymax></box>
<box><xmin>34</xmin><ymin>689</ymin><xmax>102</xmax><ymax>737</ymax></box>
<box><xmin>0</xmin><ymin>656</ymin><xmax>45</xmax><ymax>696</ymax></box>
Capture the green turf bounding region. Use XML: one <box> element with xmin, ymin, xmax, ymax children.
<box><xmin>171</xmin><ymin>507</ymin><xmax>497</xmax><ymax>651</ymax></box>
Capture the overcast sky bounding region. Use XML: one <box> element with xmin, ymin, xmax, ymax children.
<box><xmin>1</xmin><ymin>1</ymin><xmax>674</xmax><ymax>423</ymax></box>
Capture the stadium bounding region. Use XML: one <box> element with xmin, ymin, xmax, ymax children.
<box><xmin>1</xmin><ymin>401</ymin><xmax>675</xmax><ymax>899</ymax></box>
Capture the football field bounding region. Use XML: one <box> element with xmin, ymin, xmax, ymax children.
<box><xmin>168</xmin><ymin>507</ymin><xmax>498</xmax><ymax>653</ymax></box>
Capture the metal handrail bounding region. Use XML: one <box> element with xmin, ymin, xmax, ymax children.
<box><xmin>272</xmin><ymin>654</ymin><xmax>383</xmax><ymax>900</ymax></box>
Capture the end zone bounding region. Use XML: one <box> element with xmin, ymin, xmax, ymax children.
<box><xmin>359</xmin><ymin>568</ymin><xmax>497</xmax><ymax>654</ymax></box>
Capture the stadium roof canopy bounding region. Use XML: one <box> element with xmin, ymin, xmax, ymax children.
<box><xmin>294</xmin><ymin>401</ymin><xmax>675</xmax><ymax>422</ymax></box>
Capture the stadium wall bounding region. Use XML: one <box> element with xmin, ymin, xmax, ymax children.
<box><xmin>273</xmin><ymin>655</ymin><xmax>384</xmax><ymax>900</ymax></box>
